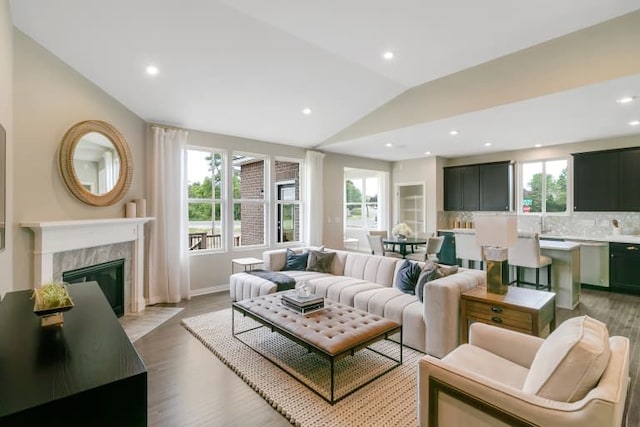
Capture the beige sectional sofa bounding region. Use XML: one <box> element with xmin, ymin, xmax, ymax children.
<box><xmin>230</xmin><ymin>248</ymin><xmax>486</xmax><ymax>358</ymax></box>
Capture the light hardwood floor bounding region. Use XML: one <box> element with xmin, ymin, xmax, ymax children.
<box><xmin>134</xmin><ymin>288</ymin><xmax>640</xmax><ymax>426</ymax></box>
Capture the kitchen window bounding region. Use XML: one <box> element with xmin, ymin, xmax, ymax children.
<box><xmin>519</xmin><ymin>159</ymin><xmax>568</xmax><ymax>214</ymax></box>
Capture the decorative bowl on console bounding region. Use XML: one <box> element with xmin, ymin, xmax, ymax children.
<box><xmin>33</xmin><ymin>282</ymin><xmax>74</xmax><ymax>327</ymax></box>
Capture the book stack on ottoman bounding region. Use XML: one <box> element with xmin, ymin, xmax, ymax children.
<box><xmin>281</xmin><ymin>291</ymin><xmax>324</xmax><ymax>314</ymax></box>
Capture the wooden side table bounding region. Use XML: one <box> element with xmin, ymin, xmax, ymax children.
<box><xmin>460</xmin><ymin>286</ymin><xmax>556</xmax><ymax>344</ymax></box>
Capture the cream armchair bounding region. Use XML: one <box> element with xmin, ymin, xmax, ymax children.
<box><xmin>418</xmin><ymin>319</ymin><xmax>630</xmax><ymax>427</ymax></box>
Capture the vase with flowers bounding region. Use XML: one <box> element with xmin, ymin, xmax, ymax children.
<box><xmin>392</xmin><ymin>223</ymin><xmax>412</xmax><ymax>240</ymax></box>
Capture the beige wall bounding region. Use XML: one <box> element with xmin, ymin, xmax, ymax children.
<box><xmin>13</xmin><ymin>30</ymin><xmax>147</xmax><ymax>290</ymax></box>
<box><xmin>186</xmin><ymin>129</ymin><xmax>306</xmax><ymax>292</ymax></box>
<box><xmin>0</xmin><ymin>0</ymin><xmax>12</xmax><ymax>295</ymax></box>
<box><xmin>322</xmin><ymin>153</ymin><xmax>391</xmax><ymax>249</ymax></box>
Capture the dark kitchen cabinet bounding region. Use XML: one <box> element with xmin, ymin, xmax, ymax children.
<box><xmin>573</xmin><ymin>151</ymin><xmax>617</xmax><ymax>211</ymax></box>
<box><xmin>480</xmin><ymin>162</ymin><xmax>511</xmax><ymax>211</ymax></box>
<box><xmin>444</xmin><ymin>162</ymin><xmax>511</xmax><ymax>211</ymax></box>
<box><xmin>444</xmin><ymin>167</ymin><xmax>465</xmax><ymax>211</ymax></box>
<box><xmin>609</xmin><ymin>242</ymin><xmax>640</xmax><ymax>295</ymax></box>
<box><xmin>618</xmin><ymin>149</ymin><xmax>640</xmax><ymax>210</ymax></box>
<box><xmin>573</xmin><ymin>147</ymin><xmax>640</xmax><ymax>211</ymax></box>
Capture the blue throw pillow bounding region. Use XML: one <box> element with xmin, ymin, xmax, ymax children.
<box><xmin>394</xmin><ymin>259</ymin><xmax>422</xmax><ymax>295</ymax></box>
<box><xmin>283</xmin><ymin>248</ymin><xmax>309</xmax><ymax>271</ymax></box>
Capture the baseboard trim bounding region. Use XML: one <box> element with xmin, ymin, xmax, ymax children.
<box><xmin>191</xmin><ymin>284</ymin><xmax>229</xmax><ymax>297</ymax></box>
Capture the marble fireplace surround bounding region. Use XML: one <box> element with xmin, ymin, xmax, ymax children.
<box><xmin>22</xmin><ymin>218</ymin><xmax>152</xmax><ymax>314</ymax></box>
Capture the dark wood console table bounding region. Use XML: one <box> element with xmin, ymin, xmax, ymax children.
<box><xmin>0</xmin><ymin>282</ymin><xmax>147</xmax><ymax>426</ymax></box>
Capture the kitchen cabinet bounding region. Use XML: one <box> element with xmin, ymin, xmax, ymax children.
<box><xmin>480</xmin><ymin>162</ymin><xmax>511</xmax><ymax>211</ymax></box>
<box><xmin>437</xmin><ymin>231</ymin><xmax>457</xmax><ymax>265</ymax></box>
<box><xmin>609</xmin><ymin>242</ymin><xmax>640</xmax><ymax>295</ymax></box>
<box><xmin>573</xmin><ymin>147</ymin><xmax>640</xmax><ymax>211</ymax></box>
<box><xmin>444</xmin><ymin>162</ymin><xmax>511</xmax><ymax>211</ymax></box>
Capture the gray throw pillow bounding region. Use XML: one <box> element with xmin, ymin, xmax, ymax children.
<box><xmin>416</xmin><ymin>261</ymin><xmax>439</xmax><ymax>303</ymax></box>
<box><xmin>306</xmin><ymin>250</ymin><xmax>335</xmax><ymax>273</ymax></box>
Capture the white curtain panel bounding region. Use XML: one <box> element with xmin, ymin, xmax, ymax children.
<box><xmin>304</xmin><ymin>150</ymin><xmax>325</xmax><ymax>246</ymax></box>
<box><xmin>147</xmin><ymin>126</ymin><xmax>190</xmax><ymax>304</ymax></box>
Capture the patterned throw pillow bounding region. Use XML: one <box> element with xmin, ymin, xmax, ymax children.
<box><xmin>416</xmin><ymin>261</ymin><xmax>439</xmax><ymax>302</ymax></box>
<box><xmin>283</xmin><ymin>248</ymin><xmax>309</xmax><ymax>271</ymax></box>
<box><xmin>394</xmin><ymin>259</ymin><xmax>422</xmax><ymax>295</ymax></box>
<box><xmin>416</xmin><ymin>263</ymin><xmax>459</xmax><ymax>302</ymax></box>
<box><xmin>306</xmin><ymin>250</ymin><xmax>336</xmax><ymax>273</ymax></box>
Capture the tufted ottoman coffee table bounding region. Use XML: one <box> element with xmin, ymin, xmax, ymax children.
<box><xmin>232</xmin><ymin>292</ymin><xmax>402</xmax><ymax>404</ymax></box>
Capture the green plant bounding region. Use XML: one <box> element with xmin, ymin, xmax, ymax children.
<box><xmin>33</xmin><ymin>282</ymin><xmax>73</xmax><ymax>309</ymax></box>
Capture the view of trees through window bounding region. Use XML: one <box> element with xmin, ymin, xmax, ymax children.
<box><xmin>521</xmin><ymin>159</ymin><xmax>568</xmax><ymax>214</ymax></box>
<box><xmin>345</xmin><ymin>172</ymin><xmax>379</xmax><ymax>229</ymax></box>
<box><xmin>187</xmin><ymin>150</ymin><xmax>225</xmax><ymax>250</ymax></box>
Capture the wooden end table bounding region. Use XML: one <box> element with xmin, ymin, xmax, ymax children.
<box><xmin>460</xmin><ymin>286</ymin><xmax>556</xmax><ymax>344</ymax></box>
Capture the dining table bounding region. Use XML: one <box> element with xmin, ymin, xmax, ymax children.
<box><xmin>382</xmin><ymin>236</ymin><xmax>427</xmax><ymax>258</ymax></box>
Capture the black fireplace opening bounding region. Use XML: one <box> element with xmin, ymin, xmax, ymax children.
<box><xmin>63</xmin><ymin>259</ymin><xmax>125</xmax><ymax>317</ymax></box>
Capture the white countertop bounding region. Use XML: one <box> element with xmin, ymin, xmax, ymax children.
<box><xmin>539</xmin><ymin>240</ymin><xmax>581</xmax><ymax>251</ymax></box>
<box><xmin>540</xmin><ymin>233</ymin><xmax>640</xmax><ymax>244</ymax></box>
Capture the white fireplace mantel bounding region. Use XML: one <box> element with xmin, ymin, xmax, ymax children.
<box><xmin>22</xmin><ymin>218</ymin><xmax>154</xmax><ymax>313</ymax></box>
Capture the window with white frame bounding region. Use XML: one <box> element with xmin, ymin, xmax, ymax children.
<box><xmin>186</xmin><ymin>148</ymin><xmax>225</xmax><ymax>251</ymax></box>
<box><xmin>519</xmin><ymin>158</ymin><xmax>568</xmax><ymax>214</ymax></box>
<box><xmin>344</xmin><ymin>169</ymin><xmax>384</xmax><ymax>229</ymax></box>
<box><xmin>233</xmin><ymin>153</ymin><xmax>267</xmax><ymax>247</ymax></box>
<box><xmin>275</xmin><ymin>159</ymin><xmax>302</xmax><ymax>243</ymax></box>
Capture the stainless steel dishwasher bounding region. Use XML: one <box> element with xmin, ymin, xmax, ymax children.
<box><xmin>566</xmin><ymin>240</ymin><xmax>609</xmax><ymax>287</ymax></box>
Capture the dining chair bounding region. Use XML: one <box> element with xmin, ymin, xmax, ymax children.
<box><xmin>369</xmin><ymin>230</ymin><xmax>395</xmax><ymax>252</ymax></box>
<box><xmin>366</xmin><ymin>234</ymin><xmax>402</xmax><ymax>258</ymax></box>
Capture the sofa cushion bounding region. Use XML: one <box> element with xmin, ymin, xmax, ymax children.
<box><xmin>394</xmin><ymin>260</ymin><xmax>422</xmax><ymax>295</ymax></box>
<box><xmin>306</xmin><ymin>250</ymin><xmax>336</xmax><ymax>273</ymax></box>
<box><xmin>283</xmin><ymin>248</ymin><xmax>309</xmax><ymax>271</ymax></box>
<box><xmin>522</xmin><ymin>315</ymin><xmax>610</xmax><ymax>402</ymax></box>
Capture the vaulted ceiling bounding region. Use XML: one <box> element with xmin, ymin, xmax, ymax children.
<box><xmin>10</xmin><ymin>1</ymin><xmax>640</xmax><ymax>160</ymax></box>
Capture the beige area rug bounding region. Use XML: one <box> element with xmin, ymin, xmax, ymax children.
<box><xmin>182</xmin><ymin>309</ymin><xmax>422</xmax><ymax>427</ymax></box>
<box><xmin>119</xmin><ymin>306</ymin><xmax>184</xmax><ymax>342</ymax></box>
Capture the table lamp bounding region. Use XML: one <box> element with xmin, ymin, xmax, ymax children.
<box><xmin>475</xmin><ymin>215</ymin><xmax>517</xmax><ymax>294</ymax></box>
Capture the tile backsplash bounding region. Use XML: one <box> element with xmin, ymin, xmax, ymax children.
<box><xmin>439</xmin><ymin>211</ymin><xmax>640</xmax><ymax>238</ymax></box>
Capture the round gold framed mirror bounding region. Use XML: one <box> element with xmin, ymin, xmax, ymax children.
<box><xmin>59</xmin><ymin>120</ymin><xmax>132</xmax><ymax>206</ymax></box>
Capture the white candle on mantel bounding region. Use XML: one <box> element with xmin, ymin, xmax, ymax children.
<box><xmin>125</xmin><ymin>202</ymin><xmax>137</xmax><ymax>218</ymax></box>
<box><xmin>134</xmin><ymin>199</ymin><xmax>147</xmax><ymax>217</ymax></box>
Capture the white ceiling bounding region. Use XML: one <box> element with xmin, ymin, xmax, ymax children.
<box><xmin>10</xmin><ymin>0</ymin><xmax>640</xmax><ymax>160</ymax></box>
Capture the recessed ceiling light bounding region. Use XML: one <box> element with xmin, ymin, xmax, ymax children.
<box><xmin>146</xmin><ymin>65</ymin><xmax>159</xmax><ymax>76</ymax></box>
<box><xmin>385</xmin><ymin>143</ymin><xmax>393</xmax><ymax>147</ymax></box>
<box><xmin>382</xmin><ymin>51</ymin><xmax>394</xmax><ymax>60</ymax></box>
<box><xmin>616</xmin><ymin>96</ymin><xmax>636</xmax><ymax>104</ymax></box>
<box><xmin>534</xmin><ymin>144</ymin><xmax>542</xmax><ymax>148</ymax></box>
<box><xmin>484</xmin><ymin>142</ymin><xmax>492</xmax><ymax>147</ymax></box>
<box><xmin>302</xmin><ymin>107</ymin><xmax>312</xmax><ymax>115</ymax></box>
<box><xmin>424</xmin><ymin>151</ymin><xmax>431</xmax><ymax>155</ymax></box>
<box><xmin>449</xmin><ymin>130</ymin><xmax>459</xmax><ymax>136</ymax></box>
<box><xmin>630</xmin><ymin>120</ymin><xmax>640</xmax><ymax>126</ymax></box>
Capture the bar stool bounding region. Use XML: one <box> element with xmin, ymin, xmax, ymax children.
<box><xmin>454</xmin><ymin>228</ymin><xmax>484</xmax><ymax>270</ymax></box>
<box><xmin>508</xmin><ymin>232</ymin><xmax>552</xmax><ymax>290</ymax></box>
